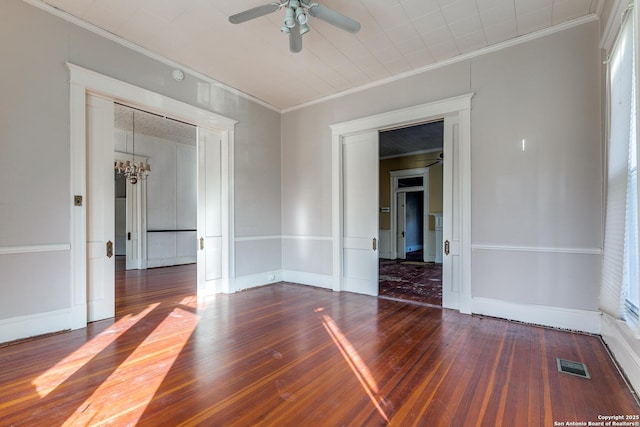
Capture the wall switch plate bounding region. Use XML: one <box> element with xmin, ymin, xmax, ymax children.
<box><xmin>74</xmin><ymin>195</ymin><xmax>83</xmax><ymax>206</ymax></box>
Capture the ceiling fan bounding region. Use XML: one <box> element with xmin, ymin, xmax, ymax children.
<box><xmin>229</xmin><ymin>0</ymin><xmax>361</xmax><ymax>53</ymax></box>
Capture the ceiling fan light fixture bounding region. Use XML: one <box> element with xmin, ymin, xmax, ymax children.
<box><xmin>299</xmin><ymin>22</ymin><xmax>310</xmax><ymax>35</ymax></box>
<box><xmin>281</xmin><ymin>24</ymin><xmax>291</xmax><ymax>33</ymax></box>
<box><xmin>295</xmin><ymin>7</ymin><xmax>307</xmax><ymax>24</ymax></box>
<box><xmin>284</xmin><ymin>7</ymin><xmax>295</xmax><ymax>28</ymax></box>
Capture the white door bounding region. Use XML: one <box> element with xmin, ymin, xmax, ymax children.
<box><xmin>125</xmin><ymin>178</ymin><xmax>146</xmax><ymax>270</ymax></box>
<box><xmin>197</xmin><ymin>127</ymin><xmax>224</xmax><ymax>296</ymax></box>
<box><xmin>396</xmin><ymin>192</ymin><xmax>406</xmax><ymax>259</ymax></box>
<box><xmin>86</xmin><ymin>95</ymin><xmax>115</xmax><ymax>322</ymax></box>
<box><xmin>342</xmin><ymin>131</ymin><xmax>379</xmax><ymax>296</ymax></box>
<box><xmin>442</xmin><ymin>116</ymin><xmax>461</xmax><ymax>310</ymax></box>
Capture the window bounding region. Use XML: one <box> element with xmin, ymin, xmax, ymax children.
<box><xmin>601</xmin><ymin>4</ymin><xmax>639</xmax><ymax>324</ymax></box>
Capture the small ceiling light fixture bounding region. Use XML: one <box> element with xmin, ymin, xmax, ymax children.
<box><xmin>114</xmin><ymin>110</ymin><xmax>151</xmax><ymax>184</ymax></box>
<box><xmin>172</xmin><ymin>69</ymin><xmax>185</xmax><ymax>81</ymax></box>
<box><xmin>284</xmin><ymin>6</ymin><xmax>295</xmax><ymax>28</ymax></box>
<box><xmin>295</xmin><ymin>4</ymin><xmax>307</xmax><ymax>24</ymax></box>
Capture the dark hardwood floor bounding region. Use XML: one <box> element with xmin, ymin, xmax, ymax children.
<box><xmin>0</xmin><ymin>264</ymin><xmax>638</xmax><ymax>426</ymax></box>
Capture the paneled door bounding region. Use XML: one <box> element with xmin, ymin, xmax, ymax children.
<box><xmin>86</xmin><ymin>94</ymin><xmax>115</xmax><ymax>322</ymax></box>
<box><xmin>197</xmin><ymin>127</ymin><xmax>224</xmax><ymax>296</ymax></box>
<box><xmin>342</xmin><ymin>131</ymin><xmax>379</xmax><ymax>296</ymax></box>
<box><xmin>442</xmin><ymin>115</ymin><xmax>461</xmax><ymax>310</ymax></box>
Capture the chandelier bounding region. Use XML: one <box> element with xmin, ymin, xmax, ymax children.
<box><xmin>114</xmin><ymin>109</ymin><xmax>150</xmax><ymax>184</ymax></box>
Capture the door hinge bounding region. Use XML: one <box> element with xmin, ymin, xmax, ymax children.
<box><xmin>106</xmin><ymin>240</ymin><xmax>113</xmax><ymax>258</ymax></box>
<box><xmin>372</xmin><ymin>237</ymin><xmax>377</xmax><ymax>251</ymax></box>
<box><xmin>444</xmin><ymin>240</ymin><xmax>450</xmax><ymax>255</ymax></box>
<box><xmin>199</xmin><ymin>237</ymin><xmax>204</xmax><ymax>251</ymax></box>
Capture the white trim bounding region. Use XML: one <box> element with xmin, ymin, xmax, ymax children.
<box><xmin>282</xmin><ymin>270</ymin><xmax>333</xmax><ymax>290</ymax></box>
<box><xmin>282</xmin><ymin>235</ymin><xmax>333</xmax><ymax>241</ymax></box>
<box><xmin>234</xmin><ymin>235</ymin><xmax>333</xmax><ymax>242</ymax></box>
<box><xmin>331</xmin><ymin>94</ymin><xmax>473</xmax><ymax>312</ymax></box>
<box><xmin>472</xmin><ymin>244</ymin><xmax>602</xmax><ymax>255</ymax></box>
<box><xmin>389</xmin><ymin>168</ymin><xmax>430</xmax><ymax>261</ymax></box>
<box><xmin>22</xmin><ymin>0</ymin><xmax>279</xmax><ymax>113</ymax></box>
<box><xmin>0</xmin><ymin>309</ymin><xmax>71</xmax><ymax>344</ymax></box>
<box><xmin>234</xmin><ymin>270</ymin><xmax>283</xmax><ymax>291</ymax></box>
<box><xmin>471</xmin><ymin>297</ymin><xmax>602</xmax><ymax>334</ymax></box>
<box><xmin>235</xmin><ymin>235</ymin><xmax>281</xmax><ymax>242</ymax></box>
<box><xmin>601</xmin><ymin>313</ymin><xmax>640</xmax><ymax>394</ymax></box>
<box><xmin>0</xmin><ymin>244</ymin><xmax>70</xmax><ymax>255</ymax></box>
<box><xmin>284</xmin><ymin>15</ymin><xmax>597</xmax><ymax>113</ymax></box>
<box><xmin>69</xmin><ymin>63</ymin><xmax>236</xmax><ymax>330</ymax></box>
<box><xmin>146</xmin><ymin>257</ymin><xmax>197</xmax><ymax>269</ymax></box>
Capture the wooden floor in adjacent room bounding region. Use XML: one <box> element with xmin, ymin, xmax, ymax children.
<box><xmin>0</xmin><ymin>264</ymin><xmax>638</xmax><ymax>426</ymax></box>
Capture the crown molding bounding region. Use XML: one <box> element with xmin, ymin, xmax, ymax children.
<box><xmin>283</xmin><ymin>14</ymin><xmax>599</xmax><ymax>113</ymax></box>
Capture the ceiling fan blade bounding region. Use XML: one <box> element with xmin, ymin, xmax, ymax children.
<box><xmin>307</xmin><ymin>4</ymin><xmax>361</xmax><ymax>33</ymax></box>
<box><xmin>289</xmin><ymin>22</ymin><xmax>302</xmax><ymax>53</ymax></box>
<box><xmin>229</xmin><ymin>3</ymin><xmax>281</xmax><ymax>24</ymax></box>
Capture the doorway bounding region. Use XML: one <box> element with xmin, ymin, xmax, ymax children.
<box><xmin>330</xmin><ymin>93</ymin><xmax>473</xmax><ymax>313</ymax></box>
<box><xmin>69</xmin><ymin>63</ymin><xmax>236</xmax><ymax>330</ymax></box>
<box><xmin>378</xmin><ymin>122</ymin><xmax>443</xmax><ymax>306</ymax></box>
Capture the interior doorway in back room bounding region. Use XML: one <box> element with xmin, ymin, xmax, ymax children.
<box><xmin>378</xmin><ymin>120</ymin><xmax>444</xmax><ymax>307</ymax></box>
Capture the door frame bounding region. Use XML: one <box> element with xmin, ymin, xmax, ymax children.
<box><xmin>68</xmin><ymin>63</ymin><xmax>237</xmax><ymax>329</ymax></box>
<box><xmin>390</xmin><ymin>167</ymin><xmax>429</xmax><ymax>261</ymax></box>
<box><xmin>330</xmin><ymin>93</ymin><xmax>473</xmax><ymax>313</ymax></box>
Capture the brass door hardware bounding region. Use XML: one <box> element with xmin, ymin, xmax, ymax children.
<box><xmin>106</xmin><ymin>241</ymin><xmax>113</xmax><ymax>258</ymax></box>
<box><xmin>444</xmin><ymin>240</ymin><xmax>450</xmax><ymax>256</ymax></box>
<box><xmin>372</xmin><ymin>237</ymin><xmax>377</xmax><ymax>251</ymax></box>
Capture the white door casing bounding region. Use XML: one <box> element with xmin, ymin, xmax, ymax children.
<box><xmin>341</xmin><ymin>131</ymin><xmax>380</xmax><ymax>296</ymax></box>
<box><xmin>86</xmin><ymin>94</ymin><xmax>115</xmax><ymax>322</ymax></box>
<box><xmin>389</xmin><ymin>167</ymin><xmax>429</xmax><ymax>261</ymax></box>
<box><xmin>396</xmin><ymin>192</ymin><xmax>406</xmax><ymax>259</ymax></box>
<box><xmin>69</xmin><ymin>63</ymin><xmax>236</xmax><ymax>330</ymax></box>
<box><xmin>331</xmin><ymin>94</ymin><xmax>473</xmax><ymax>313</ymax></box>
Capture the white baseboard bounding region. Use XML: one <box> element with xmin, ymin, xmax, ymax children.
<box><xmin>147</xmin><ymin>256</ymin><xmax>196</xmax><ymax>268</ymax></box>
<box><xmin>601</xmin><ymin>314</ymin><xmax>640</xmax><ymax>394</ymax></box>
<box><xmin>282</xmin><ymin>270</ymin><xmax>333</xmax><ymax>290</ymax></box>
<box><xmin>234</xmin><ymin>270</ymin><xmax>283</xmax><ymax>291</ymax></box>
<box><xmin>471</xmin><ymin>297</ymin><xmax>602</xmax><ymax>334</ymax></box>
<box><xmin>0</xmin><ymin>309</ymin><xmax>71</xmax><ymax>344</ymax></box>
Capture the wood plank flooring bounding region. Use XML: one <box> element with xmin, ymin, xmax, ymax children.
<box><xmin>0</xmin><ymin>264</ymin><xmax>638</xmax><ymax>426</ymax></box>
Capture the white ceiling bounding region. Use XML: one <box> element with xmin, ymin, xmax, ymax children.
<box><xmin>39</xmin><ymin>0</ymin><xmax>602</xmax><ymax>111</ymax></box>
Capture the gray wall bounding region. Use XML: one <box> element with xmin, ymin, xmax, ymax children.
<box><xmin>0</xmin><ymin>0</ymin><xmax>281</xmax><ymax>325</ymax></box>
<box><xmin>282</xmin><ymin>21</ymin><xmax>602</xmax><ymax>311</ymax></box>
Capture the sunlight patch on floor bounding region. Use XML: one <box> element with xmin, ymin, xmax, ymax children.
<box><xmin>319</xmin><ymin>312</ymin><xmax>389</xmax><ymax>423</ymax></box>
<box><xmin>62</xmin><ymin>306</ymin><xmax>199</xmax><ymax>426</ymax></box>
<box><xmin>32</xmin><ymin>303</ymin><xmax>159</xmax><ymax>398</ymax></box>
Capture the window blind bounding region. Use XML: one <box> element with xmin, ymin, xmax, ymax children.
<box><xmin>600</xmin><ymin>8</ymin><xmax>636</xmax><ymax>319</ymax></box>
